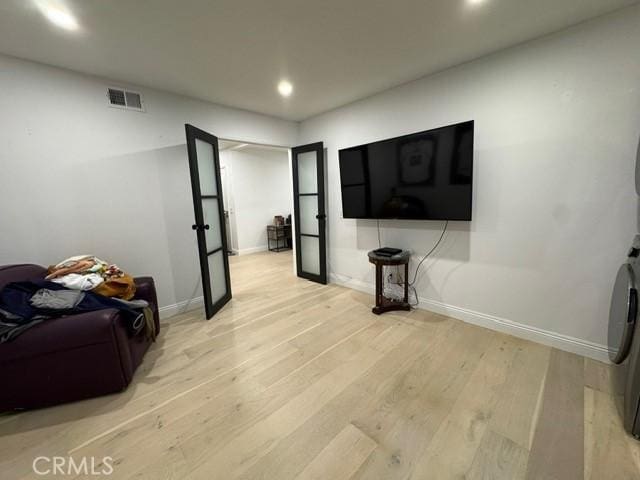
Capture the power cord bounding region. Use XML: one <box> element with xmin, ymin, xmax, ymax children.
<box><xmin>392</xmin><ymin>220</ymin><xmax>448</xmax><ymax>307</ymax></box>
<box><xmin>408</xmin><ymin>220</ymin><xmax>448</xmax><ymax>287</ymax></box>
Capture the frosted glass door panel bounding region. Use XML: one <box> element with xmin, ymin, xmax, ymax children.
<box><xmin>208</xmin><ymin>250</ymin><xmax>228</xmax><ymax>304</ymax></box>
<box><xmin>202</xmin><ymin>198</ymin><xmax>222</xmax><ymax>251</ymax></box>
<box><xmin>186</xmin><ymin>123</ymin><xmax>231</xmax><ymax>319</ymax></box>
<box><xmin>297</xmin><ymin>151</ymin><xmax>318</xmax><ymax>194</ymax></box>
<box><xmin>196</xmin><ymin>139</ymin><xmax>218</xmax><ymax>196</ymax></box>
<box><xmin>292</xmin><ymin>141</ymin><xmax>325</xmax><ymax>284</ymax></box>
<box><xmin>300</xmin><ymin>236</ymin><xmax>320</xmax><ymax>275</ymax></box>
<box><xmin>299</xmin><ymin>195</ymin><xmax>318</xmax><ymax>236</ymax></box>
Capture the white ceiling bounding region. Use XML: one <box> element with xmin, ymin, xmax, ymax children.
<box><xmin>0</xmin><ymin>0</ymin><xmax>637</xmax><ymax>121</ymax></box>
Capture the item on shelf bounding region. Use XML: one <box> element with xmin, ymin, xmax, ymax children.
<box><xmin>267</xmin><ymin>224</ymin><xmax>292</xmax><ymax>252</ymax></box>
<box><xmin>274</xmin><ymin>215</ymin><xmax>285</xmax><ymax>226</ymax></box>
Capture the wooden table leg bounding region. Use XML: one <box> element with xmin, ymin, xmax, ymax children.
<box><xmin>375</xmin><ymin>264</ymin><xmax>383</xmax><ymax>310</ymax></box>
<box><xmin>404</xmin><ymin>263</ymin><xmax>409</xmax><ymax>304</ymax></box>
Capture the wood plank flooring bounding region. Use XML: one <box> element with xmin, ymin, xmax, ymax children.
<box><xmin>1</xmin><ymin>251</ymin><xmax>639</xmax><ymax>479</ymax></box>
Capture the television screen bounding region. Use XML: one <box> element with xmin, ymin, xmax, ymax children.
<box><xmin>338</xmin><ymin>121</ymin><xmax>474</xmax><ymax>221</ymax></box>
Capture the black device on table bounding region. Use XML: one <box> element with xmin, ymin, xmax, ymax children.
<box><xmin>373</xmin><ymin>247</ymin><xmax>403</xmax><ymax>257</ymax></box>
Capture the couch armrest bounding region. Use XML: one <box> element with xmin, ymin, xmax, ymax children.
<box><xmin>0</xmin><ymin>264</ymin><xmax>47</xmax><ymax>291</ymax></box>
<box><xmin>134</xmin><ymin>276</ymin><xmax>160</xmax><ymax>333</ymax></box>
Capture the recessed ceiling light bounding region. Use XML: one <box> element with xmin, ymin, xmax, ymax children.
<box><xmin>35</xmin><ymin>1</ymin><xmax>79</xmax><ymax>31</ymax></box>
<box><xmin>278</xmin><ymin>81</ymin><xmax>293</xmax><ymax>98</ymax></box>
<box><xmin>466</xmin><ymin>0</ymin><xmax>486</xmax><ymax>5</ymax></box>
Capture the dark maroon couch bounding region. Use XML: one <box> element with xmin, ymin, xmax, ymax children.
<box><xmin>0</xmin><ymin>264</ymin><xmax>160</xmax><ymax>411</ymax></box>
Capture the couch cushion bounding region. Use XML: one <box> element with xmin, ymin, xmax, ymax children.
<box><xmin>0</xmin><ymin>341</ymin><xmax>130</xmax><ymax>410</ymax></box>
<box><xmin>0</xmin><ymin>309</ymin><xmax>125</xmax><ymax>363</ymax></box>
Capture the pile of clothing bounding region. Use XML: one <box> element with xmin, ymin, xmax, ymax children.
<box><xmin>0</xmin><ymin>255</ymin><xmax>156</xmax><ymax>343</ymax></box>
<box><xmin>45</xmin><ymin>255</ymin><xmax>136</xmax><ymax>299</ymax></box>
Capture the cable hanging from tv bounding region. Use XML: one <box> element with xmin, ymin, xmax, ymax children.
<box><xmin>400</xmin><ymin>220</ymin><xmax>448</xmax><ymax>307</ymax></box>
<box><xmin>409</xmin><ymin>220</ymin><xmax>448</xmax><ymax>287</ymax></box>
<box><xmin>377</xmin><ymin>219</ymin><xmax>448</xmax><ymax>306</ymax></box>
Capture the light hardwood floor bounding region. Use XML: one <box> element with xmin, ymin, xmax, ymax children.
<box><xmin>1</xmin><ymin>251</ymin><xmax>640</xmax><ymax>479</ymax></box>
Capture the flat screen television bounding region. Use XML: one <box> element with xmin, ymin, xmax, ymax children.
<box><xmin>338</xmin><ymin>120</ymin><xmax>474</xmax><ymax>221</ymax></box>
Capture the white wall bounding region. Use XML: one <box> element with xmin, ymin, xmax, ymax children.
<box><xmin>1</xmin><ymin>6</ymin><xmax>639</xmax><ymax>358</ymax></box>
<box><xmin>0</xmin><ymin>54</ymin><xmax>298</xmax><ymax>317</ymax></box>
<box><xmin>220</xmin><ymin>147</ymin><xmax>292</xmax><ymax>254</ymax></box>
<box><xmin>299</xmin><ymin>6</ymin><xmax>640</xmax><ymax>360</ymax></box>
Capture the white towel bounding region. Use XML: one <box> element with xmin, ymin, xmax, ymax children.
<box><xmin>51</xmin><ymin>273</ymin><xmax>104</xmax><ymax>291</ymax></box>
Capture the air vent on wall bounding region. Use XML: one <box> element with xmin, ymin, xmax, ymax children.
<box><xmin>107</xmin><ymin>87</ymin><xmax>145</xmax><ymax>112</ymax></box>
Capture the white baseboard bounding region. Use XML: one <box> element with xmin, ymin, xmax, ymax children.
<box><xmin>329</xmin><ymin>274</ymin><xmax>610</xmax><ymax>363</ymax></box>
<box><xmin>159</xmin><ymin>295</ymin><xmax>204</xmax><ymax>320</ymax></box>
<box><xmin>237</xmin><ymin>245</ymin><xmax>268</xmax><ymax>255</ymax></box>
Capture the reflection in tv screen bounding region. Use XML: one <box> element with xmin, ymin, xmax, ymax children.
<box><xmin>338</xmin><ymin>121</ymin><xmax>474</xmax><ymax>221</ymax></box>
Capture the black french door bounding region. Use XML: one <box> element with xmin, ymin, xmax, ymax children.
<box><xmin>291</xmin><ymin>142</ymin><xmax>327</xmax><ymax>284</ymax></box>
<box><xmin>185</xmin><ymin>124</ymin><xmax>232</xmax><ymax>319</ymax></box>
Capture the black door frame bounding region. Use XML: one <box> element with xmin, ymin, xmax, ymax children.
<box><xmin>291</xmin><ymin>142</ymin><xmax>327</xmax><ymax>284</ymax></box>
<box><xmin>185</xmin><ymin>123</ymin><xmax>232</xmax><ymax>319</ymax></box>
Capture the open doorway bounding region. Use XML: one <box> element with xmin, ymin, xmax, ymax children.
<box><xmin>186</xmin><ymin>126</ymin><xmax>326</xmax><ymax>321</ymax></box>
<box><xmin>218</xmin><ymin>139</ymin><xmax>293</xmax><ymax>257</ymax></box>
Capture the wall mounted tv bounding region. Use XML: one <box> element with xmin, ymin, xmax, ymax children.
<box><xmin>338</xmin><ymin>120</ymin><xmax>474</xmax><ymax>221</ymax></box>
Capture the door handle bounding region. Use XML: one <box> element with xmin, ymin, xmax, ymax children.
<box><xmin>192</xmin><ymin>224</ymin><xmax>198</xmax><ymax>230</ymax></box>
<box><xmin>204</xmin><ymin>224</ymin><xmax>210</xmax><ymax>230</ymax></box>
<box><xmin>315</xmin><ymin>214</ymin><xmax>326</xmax><ymax>220</ymax></box>
<box><xmin>192</xmin><ymin>224</ymin><xmax>211</xmax><ymax>231</ymax></box>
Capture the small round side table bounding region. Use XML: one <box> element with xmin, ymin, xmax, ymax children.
<box><xmin>367</xmin><ymin>250</ymin><xmax>411</xmax><ymax>315</ymax></box>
